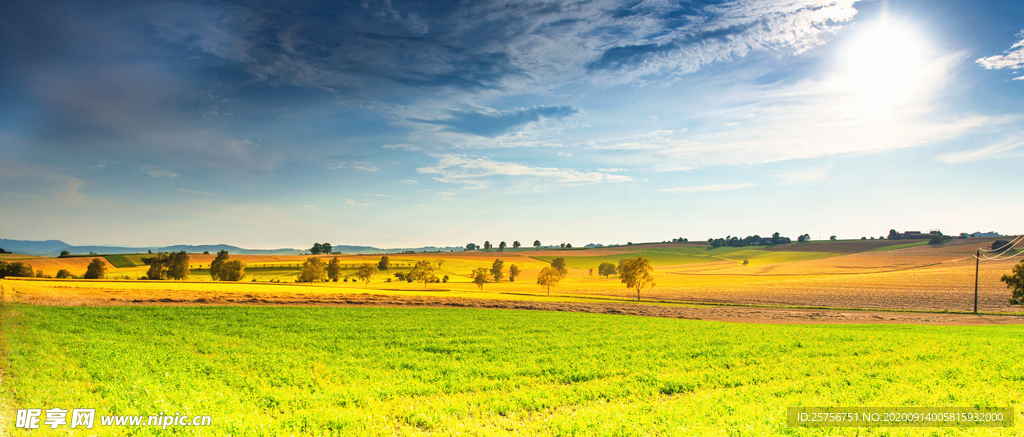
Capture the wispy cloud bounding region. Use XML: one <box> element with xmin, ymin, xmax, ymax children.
<box><xmin>177</xmin><ymin>188</ymin><xmax>216</xmax><ymax>196</ymax></box>
<box><xmin>774</xmin><ymin>165</ymin><xmax>833</xmax><ymax>185</ymax></box>
<box><xmin>938</xmin><ymin>140</ymin><xmax>1024</xmax><ymax>163</ymax></box>
<box><xmin>298</xmin><ymin>204</ymin><xmax>320</xmax><ymax>210</ymax></box>
<box><xmin>976</xmin><ymin>30</ymin><xmax>1024</xmax><ymax>80</ymax></box>
<box><xmin>141</xmin><ymin>166</ymin><xmax>179</xmax><ymax>178</ymax></box>
<box><xmin>342</xmin><ymin>198</ymin><xmax>372</xmax><ymax>206</ymax></box>
<box><xmin>399</xmin><ymin>179</ymin><xmax>418</xmax><ymax>184</ymax></box>
<box><xmin>417</xmin><ymin>154</ymin><xmax>632</xmax><ymax>186</ymax></box>
<box><xmin>661</xmin><ymin>183</ymin><xmax>757</xmax><ymax>193</ymax></box>
<box><xmin>329</xmin><ymin>161</ymin><xmax>379</xmax><ymax>172</ymax></box>
<box><xmin>382</xmin><ymin>144</ymin><xmax>422</xmax><ymax>151</ymax></box>
<box><xmin>410</xmin><ymin>106</ymin><xmax>579</xmax><ymax>137</ymax></box>
<box><xmin>368</xmin><ymin>193</ymin><xmax>396</xmax><ymax>198</ymax></box>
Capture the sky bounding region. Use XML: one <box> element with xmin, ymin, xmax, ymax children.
<box><xmin>1</xmin><ymin>0</ymin><xmax>1022</xmax><ymax>249</ymax></box>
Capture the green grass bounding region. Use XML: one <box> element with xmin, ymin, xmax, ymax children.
<box><xmin>2</xmin><ymin>305</ymin><xmax>1022</xmax><ymax>436</ymax></box>
<box><xmin>102</xmin><ymin>254</ymin><xmax>138</xmax><ymax>268</ymax></box>
<box><xmin>534</xmin><ymin>246</ymin><xmax>838</xmax><ymax>269</ymax></box>
<box><xmin>866</xmin><ymin>241</ymin><xmax>930</xmax><ymax>252</ymax></box>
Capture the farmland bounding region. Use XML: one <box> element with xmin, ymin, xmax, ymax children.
<box><xmin>2</xmin><ymin>305</ymin><xmax>1023</xmax><ymax>436</ymax></box>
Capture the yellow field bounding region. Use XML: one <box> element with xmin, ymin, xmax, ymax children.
<box><xmin>4</xmin><ymin>238</ymin><xmax>1022</xmax><ymax>313</ymax></box>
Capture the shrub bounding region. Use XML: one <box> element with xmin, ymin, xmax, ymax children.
<box><xmin>55</xmin><ymin>269</ymin><xmax>73</xmax><ymax>279</ymax></box>
<box><xmin>83</xmin><ymin>259</ymin><xmax>107</xmax><ymax>279</ymax></box>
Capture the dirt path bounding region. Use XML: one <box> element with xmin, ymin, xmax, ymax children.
<box><xmin>12</xmin><ymin>290</ymin><xmax>1021</xmax><ymax>326</ymax></box>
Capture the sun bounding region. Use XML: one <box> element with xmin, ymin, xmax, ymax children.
<box><xmin>842</xmin><ymin>22</ymin><xmax>927</xmax><ymax>106</ymax></box>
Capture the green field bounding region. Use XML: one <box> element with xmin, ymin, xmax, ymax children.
<box><xmin>2</xmin><ymin>305</ymin><xmax>1021</xmax><ymax>436</ymax></box>
<box><xmin>866</xmin><ymin>241</ymin><xmax>930</xmax><ymax>252</ymax></box>
<box><xmin>102</xmin><ymin>254</ymin><xmax>138</xmax><ymax>268</ymax></box>
<box><xmin>534</xmin><ymin>246</ymin><xmax>838</xmax><ymax>269</ymax></box>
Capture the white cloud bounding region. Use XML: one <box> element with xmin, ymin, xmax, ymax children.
<box><xmin>298</xmin><ymin>204</ymin><xmax>320</xmax><ymax>210</ymax></box>
<box><xmin>342</xmin><ymin>198</ymin><xmax>372</xmax><ymax>206</ymax></box>
<box><xmin>382</xmin><ymin>143</ymin><xmax>422</xmax><ymax>151</ymax></box>
<box><xmin>976</xmin><ymin>30</ymin><xmax>1024</xmax><ymax>80</ymax></box>
<box><xmin>368</xmin><ymin>193</ymin><xmax>396</xmax><ymax>198</ymax></box>
<box><xmin>417</xmin><ymin>154</ymin><xmax>633</xmax><ymax>186</ymax></box>
<box><xmin>141</xmin><ymin>166</ymin><xmax>179</xmax><ymax>178</ymax></box>
<box><xmin>774</xmin><ymin>165</ymin><xmax>833</xmax><ymax>185</ymax></box>
<box><xmin>177</xmin><ymin>188</ymin><xmax>216</xmax><ymax>196</ymax></box>
<box><xmin>330</xmin><ymin>161</ymin><xmax>378</xmax><ymax>172</ymax></box>
<box><xmin>938</xmin><ymin>140</ymin><xmax>1024</xmax><ymax>163</ymax></box>
<box><xmin>399</xmin><ymin>179</ymin><xmax>418</xmax><ymax>184</ymax></box>
<box><xmin>661</xmin><ymin>183</ymin><xmax>757</xmax><ymax>193</ymax></box>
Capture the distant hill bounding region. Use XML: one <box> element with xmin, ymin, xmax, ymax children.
<box><xmin>0</xmin><ymin>238</ymin><xmax>461</xmax><ymax>256</ymax></box>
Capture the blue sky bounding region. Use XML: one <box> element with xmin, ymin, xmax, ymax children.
<box><xmin>1</xmin><ymin>0</ymin><xmax>1022</xmax><ymax>249</ymax></box>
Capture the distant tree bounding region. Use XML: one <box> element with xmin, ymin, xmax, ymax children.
<box><xmin>203</xmin><ymin>251</ymin><xmax>210</xmax><ymax>255</ymax></box>
<box><xmin>0</xmin><ymin>261</ymin><xmax>34</xmax><ymax>278</ymax></box>
<box><xmin>559</xmin><ymin>243</ymin><xmax>565</xmax><ymax>249</ymax></box>
<box><xmin>550</xmin><ymin>258</ymin><xmax>568</xmax><ymax>278</ymax></box>
<box><xmin>862</xmin><ymin>236</ymin><xmax>867</xmax><ymax>240</ymax></box>
<box><xmin>484</xmin><ymin>241</ymin><xmax>492</xmax><ymax>250</ymax></box>
<box><xmin>771</xmin><ymin>232</ymin><xmax>781</xmax><ymax>245</ymax></box>
<box><xmin>589</xmin><ymin>268</ymin><xmax>593</xmax><ymax>277</ymax></box>
<box><xmin>797</xmin><ymin>234</ymin><xmax>811</xmax><ymax>242</ymax></box>
<box><xmin>888</xmin><ymin>229</ymin><xmax>900</xmax><ymax>241</ymax></box>
<box><xmin>598</xmin><ymin>262</ymin><xmax>616</xmax><ymax>278</ymax></box>
<box><xmin>491</xmin><ymin>259</ymin><xmax>505</xmax><ymax>282</ymax></box>
<box><xmin>410</xmin><ymin>260</ymin><xmax>435</xmax><ymax>288</ymax></box>
<box><xmin>166</xmin><ymin>251</ymin><xmax>190</xmax><ymax>280</ymax></box>
<box><xmin>219</xmin><ymin>260</ymin><xmax>246</xmax><ymax>281</ymax></box>
<box><xmin>466</xmin><ymin>243</ymin><xmax>477</xmax><ymax>251</ymax></box>
<box><xmin>0</xmin><ymin>248</ymin><xmax>6</xmax><ymax>254</ymax></box>
<box><xmin>513</xmin><ymin>241</ymin><xmax>521</xmax><ymax>251</ymax></box>
<box><xmin>533</xmin><ymin>240</ymin><xmax>541</xmax><ymax>248</ymax></box>
<box><xmin>509</xmin><ymin>264</ymin><xmax>521</xmax><ymax>282</ymax></box>
<box><xmin>620</xmin><ymin>257</ymin><xmax>655</xmax><ymax>301</ymax></box>
<box><xmin>742</xmin><ymin>259</ymin><xmax>749</xmax><ymax>265</ymax></box>
<box><xmin>84</xmin><ymin>258</ymin><xmax>107</xmax><ymax>279</ymax></box>
<box><xmin>378</xmin><ymin>256</ymin><xmax>390</xmax><ymax>270</ymax></box>
<box><xmin>959</xmin><ymin>232</ymin><xmax>970</xmax><ymax>239</ymax></box>
<box><xmin>499</xmin><ymin>241</ymin><xmax>507</xmax><ymax>252</ymax></box>
<box><xmin>298</xmin><ymin>258</ymin><xmax>326</xmax><ymax>282</ymax></box>
<box><xmin>536</xmin><ymin>267</ymin><xmax>561</xmax><ymax>295</ymax></box>
<box><xmin>310</xmin><ymin>243</ymin><xmax>323</xmax><ymax>255</ymax></box>
<box><xmin>210</xmin><ymin>250</ymin><xmax>229</xmax><ymax>280</ymax></box>
<box><xmin>59</xmin><ymin>250</ymin><xmax>71</xmax><ymax>258</ymax></box>
<box><xmin>566</xmin><ymin>243</ymin><xmax>573</xmax><ymax>249</ymax></box>
<box><xmin>146</xmin><ymin>254</ymin><xmax>167</xmax><ymax>280</ymax></box>
<box><xmin>1002</xmin><ymin>260</ymin><xmax>1024</xmax><ymax>305</ymax></box>
<box><xmin>355</xmin><ymin>263</ymin><xmax>378</xmax><ymax>287</ymax></box>
<box><xmin>830</xmin><ymin>235</ymin><xmax>837</xmax><ymax>241</ymax></box>
<box><xmin>55</xmin><ymin>269</ymin><xmax>73</xmax><ymax>279</ymax></box>
<box><xmin>328</xmin><ymin>257</ymin><xmax>342</xmax><ymax>281</ymax></box>
<box><xmin>472</xmin><ymin>268</ymin><xmax>489</xmax><ymax>291</ymax></box>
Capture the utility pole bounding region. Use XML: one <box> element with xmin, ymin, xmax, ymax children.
<box><xmin>974</xmin><ymin>249</ymin><xmax>980</xmax><ymax>314</ymax></box>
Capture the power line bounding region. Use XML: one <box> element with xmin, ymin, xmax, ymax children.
<box><xmin>974</xmin><ymin>235</ymin><xmax>1024</xmax><ymax>261</ymax></box>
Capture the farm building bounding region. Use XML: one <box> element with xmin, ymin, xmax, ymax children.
<box><xmin>991</xmin><ymin>240</ymin><xmax>1012</xmax><ymax>250</ymax></box>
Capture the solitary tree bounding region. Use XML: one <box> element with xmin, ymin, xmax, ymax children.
<box><xmin>513</xmin><ymin>241</ymin><xmax>521</xmax><ymax>251</ymax></box>
<box><xmin>219</xmin><ymin>260</ymin><xmax>246</xmax><ymax>281</ymax></box>
<box><xmin>466</xmin><ymin>243</ymin><xmax>477</xmax><ymax>251</ymax></box>
<box><xmin>84</xmin><ymin>258</ymin><xmax>107</xmax><ymax>279</ymax></box>
<box><xmin>298</xmin><ymin>258</ymin><xmax>326</xmax><ymax>282</ymax></box>
<box><xmin>499</xmin><ymin>241</ymin><xmax>507</xmax><ymax>252</ymax></box>
<box><xmin>378</xmin><ymin>256</ymin><xmax>390</xmax><ymax>270</ymax></box>
<box><xmin>491</xmin><ymin>258</ymin><xmax>505</xmax><ymax>282</ymax></box>
<box><xmin>619</xmin><ymin>257</ymin><xmax>655</xmax><ymax>301</ymax></box>
<box><xmin>536</xmin><ymin>267</ymin><xmax>561</xmax><ymax>295</ymax></box>
<box><xmin>484</xmin><ymin>241</ymin><xmax>493</xmax><ymax>250</ymax></box>
<box><xmin>560</xmin><ymin>243</ymin><xmax>565</xmax><ymax>249</ymax></box>
<box><xmin>888</xmin><ymin>229</ymin><xmax>900</xmax><ymax>241</ymax></box>
<box><xmin>1003</xmin><ymin>260</ymin><xmax>1024</xmax><ymax>305</ymax></box>
<box><xmin>509</xmin><ymin>264</ymin><xmax>521</xmax><ymax>282</ymax></box>
<box><xmin>328</xmin><ymin>257</ymin><xmax>342</xmax><ymax>281</ymax></box>
<box><xmin>59</xmin><ymin>250</ymin><xmax>71</xmax><ymax>258</ymax></box>
<box><xmin>550</xmin><ymin>258</ymin><xmax>568</xmax><ymax>278</ymax></box>
<box><xmin>355</xmin><ymin>263</ymin><xmax>379</xmax><ymax>287</ymax></box>
<box><xmin>830</xmin><ymin>235</ymin><xmax>837</xmax><ymax>241</ymax></box>
<box><xmin>210</xmin><ymin>250</ymin><xmax>229</xmax><ymax>280</ymax></box>
<box><xmin>410</xmin><ymin>260</ymin><xmax>435</xmax><ymax>288</ymax></box>
<box><xmin>533</xmin><ymin>240</ymin><xmax>541</xmax><ymax>248</ymax></box>
<box><xmin>472</xmin><ymin>268</ymin><xmax>489</xmax><ymax>291</ymax></box>
<box><xmin>598</xmin><ymin>262</ymin><xmax>616</xmax><ymax>278</ymax></box>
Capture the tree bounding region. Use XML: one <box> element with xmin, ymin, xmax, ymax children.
<box><xmin>298</xmin><ymin>258</ymin><xmax>326</xmax><ymax>282</ymax></box>
<box><xmin>619</xmin><ymin>257</ymin><xmax>655</xmax><ymax>301</ymax></box>
<box><xmin>598</xmin><ymin>262</ymin><xmax>616</xmax><ymax>278</ymax></box>
<box><xmin>472</xmin><ymin>268</ymin><xmax>489</xmax><ymax>291</ymax></box>
<box><xmin>509</xmin><ymin>264</ymin><xmax>521</xmax><ymax>282</ymax></box>
<box><xmin>536</xmin><ymin>267</ymin><xmax>561</xmax><ymax>295</ymax></box>
<box><xmin>84</xmin><ymin>258</ymin><xmax>107</xmax><ymax>279</ymax></box>
<box><xmin>310</xmin><ymin>243</ymin><xmax>323</xmax><ymax>255</ymax></box>
<box><xmin>219</xmin><ymin>260</ymin><xmax>246</xmax><ymax>281</ymax></box>
<box><xmin>513</xmin><ymin>241</ymin><xmax>521</xmax><ymax>251</ymax></box>
<box><xmin>59</xmin><ymin>250</ymin><xmax>71</xmax><ymax>258</ymax></box>
<box><xmin>830</xmin><ymin>235</ymin><xmax>837</xmax><ymax>241</ymax></box>
<box><xmin>328</xmin><ymin>257</ymin><xmax>342</xmax><ymax>281</ymax></box>
<box><xmin>146</xmin><ymin>254</ymin><xmax>167</xmax><ymax>280</ymax></box>
<box><xmin>888</xmin><ymin>229</ymin><xmax>900</xmax><ymax>241</ymax></box>
<box><xmin>560</xmin><ymin>243</ymin><xmax>565</xmax><ymax>249</ymax></box>
<box><xmin>322</xmin><ymin>243</ymin><xmax>332</xmax><ymax>255</ymax></box>
<box><xmin>466</xmin><ymin>243</ymin><xmax>477</xmax><ymax>251</ymax></box>
<box><xmin>56</xmin><ymin>269</ymin><xmax>72</xmax><ymax>279</ymax></box>
<box><xmin>355</xmin><ymin>263</ymin><xmax>379</xmax><ymax>287</ymax></box>
<box><xmin>484</xmin><ymin>241</ymin><xmax>492</xmax><ymax>250</ymax></box>
<box><xmin>771</xmin><ymin>232</ymin><xmax>781</xmax><ymax>245</ymax></box>
<box><xmin>166</xmin><ymin>251</ymin><xmax>190</xmax><ymax>280</ymax></box>
<box><xmin>491</xmin><ymin>259</ymin><xmax>505</xmax><ymax>282</ymax></box>
<box><xmin>210</xmin><ymin>250</ymin><xmax>229</xmax><ymax>280</ymax></box>
<box><xmin>410</xmin><ymin>260</ymin><xmax>435</xmax><ymax>288</ymax></box>
<box><xmin>797</xmin><ymin>234</ymin><xmax>811</xmax><ymax>242</ymax></box>
<box><xmin>499</xmin><ymin>241</ymin><xmax>507</xmax><ymax>252</ymax></box>
<box><xmin>565</xmin><ymin>243</ymin><xmax>572</xmax><ymax>249</ymax></box>
<box><xmin>378</xmin><ymin>256</ymin><xmax>391</xmax><ymax>270</ymax></box>
<box><xmin>550</xmin><ymin>258</ymin><xmax>567</xmax><ymax>278</ymax></box>
<box><xmin>533</xmin><ymin>240</ymin><xmax>541</xmax><ymax>248</ymax></box>
<box><xmin>1003</xmin><ymin>260</ymin><xmax>1024</xmax><ymax>305</ymax></box>
<box><xmin>0</xmin><ymin>261</ymin><xmax>34</xmax><ymax>278</ymax></box>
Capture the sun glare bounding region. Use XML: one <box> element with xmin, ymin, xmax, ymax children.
<box><xmin>842</xmin><ymin>22</ymin><xmax>929</xmax><ymax>108</ymax></box>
